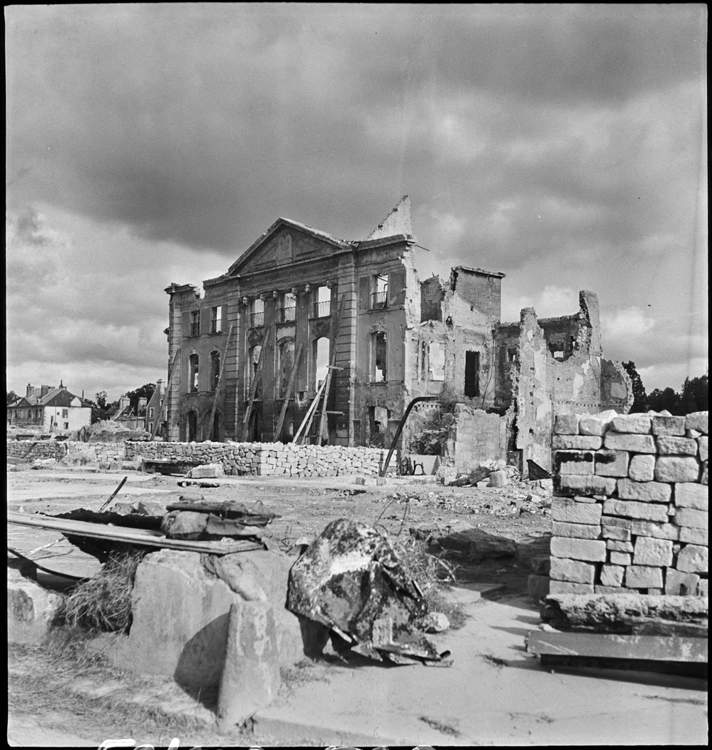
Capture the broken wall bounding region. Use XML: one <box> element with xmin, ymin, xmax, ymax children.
<box><xmin>441</xmin><ymin>405</ymin><xmax>508</xmax><ymax>474</ymax></box>
<box><xmin>550</xmin><ymin>411</ymin><xmax>708</xmax><ymax>596</ymax></box>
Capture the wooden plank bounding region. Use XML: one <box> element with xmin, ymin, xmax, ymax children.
<box><xmin>317</xmin><ymin>295</ymin><xmax>346</xmax><ymax>444</ymax></box>
<box><xmin>275</xmin><ymin>343</ymin><xmax>303</xmax><ymax>438</ymax></box>
<box><xmin>7</xmin><ymin>511</ymin><xmax>263</xmax><ymax>555</ymax></box>
<box><xmin>242</xmin><ymin>328</ymin><xmax>271</xmax><ymax>441</ymax></box>
<box><xmin>526</xmin><ymin>631</ymin><xmax>707</xmax><ymax>663</ymax></box>
<box><xmin>292</xmin><ymin>375</ymin><xmax>328</xmax><ymax>444</ymax></box>
<box><xmin>207</xmin><ymin>323</ymin><xmax>235</xmax><ymax>440</ymax></box>
<box><xmin>152</xmin><ymin>348</ymin><xmax>180</xmax><ymax>440</ymax></box>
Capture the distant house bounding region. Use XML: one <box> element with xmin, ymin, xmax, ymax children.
<box><xmin>111</xmin><ymin>394</ymin><xmax>148</xmax><ymax>432</ymax></box>
<box><xmin>144</xmin><ymin>378</ymin><xmax>165</xmax><ymax>438</ymax></box>
<box><xmin>7</xmin><ymin>383</ymin><xmax>92</xmax><ymax>433</ymax></box>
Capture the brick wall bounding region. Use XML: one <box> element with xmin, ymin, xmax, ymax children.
<box><xmin>550</xmin><ymin>411</ymin><xmax>708</xmax><ymax>596</ymax></box>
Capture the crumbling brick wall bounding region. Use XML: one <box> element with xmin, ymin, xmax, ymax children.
<box><xmin>549</xmin><ymin>411</ymin><xmax>708</xmax><ymax>596</ymax></box>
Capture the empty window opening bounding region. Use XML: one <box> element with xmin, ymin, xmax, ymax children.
<box><xmin>211</xmin><ymin>411</ymin><xmax>221</xmax><ymax>442</ymax></box>
<box><xmin>372</xmin><ymin>332</ymin><xmax>387</xmax><ymax>382</ymax></box>
<box><xmin>250</xmin><ymin>298</ymin><xmax>264</xmax><ymax>328</ymax></box>
<box><xmin>210</xmin><ymin>350</ymin><xmax>221</xmax><ymax>391</ymax></box>
<box><xmin>211</xmin><ymin>306</ymin><xmax>223</xmax><ymax>333</ymax></box>
<box><xmin>190</xmin><ymin>310</ymin><xmax>201</xmax><ymax>336</ymax></box>
<box><xmin>371</xmin><ymin>275</ymin><xmax>388</xmax><ymax>309</ymax></box>
<box><xmin>314</xmin><ymin>336</ymin><xmax>330</xmax><ymax>387</ymax></box>
<box><xmin>428</xmin><ymin>342</ymin><xmax>445</xmax><ymax>381</ymax></box>
<box><xmin>369</xmin><ymin>405</ymin><xmax>390</xmax><ymax>447</ymax></box>
<box><xmin>314</xmin><ymin>285</ymin><xmax>332</xmax><ymax>318</ymax></box>
<box><xmin>187</xmin><ymin>410</ymin><xmax>198</xmax><ymax>442</ymax></box>
<box><xmin>189</xmin><ymin>353</ymin><xmax>200</xmax><ymax>393</ymax></box>
<box><xmin>280</xmin><ymin>292</ymin><xmax>297</xmax><ymax>323</ymax></box>
<box><xmin>464</xmin><ymin>351</ymin><xmax>480</xmax><ymax>397</ymax></box>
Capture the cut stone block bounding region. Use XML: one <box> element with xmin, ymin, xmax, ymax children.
<box><xmin>699</xmin><ymin>436</ymin><xmax>708</xmax><ymax>462</ymax></box>
<box><xmin>189</xmin><ymin>463</ymin><xmax>225</xmax><ymax>478</ymax></box>
<box><xmin>596</xmin><ymin>585</ymin><xmax>626</xmax><ymax>594</ymax></box>
<box><xmin>680</xmin><ymin>527</ymin><xmax>708</xmax><ymax>545</ymax></box>
<box><xmin>551</xmin><ymin>498</ymin><xmax>603</xmax><ymax>525</ymax></box>
<box><xmin>557</xmin><ymin>474</ymin><xmax>616</xmax><ymax>496</ymax></box>
<box><xmin>549</xmin><ymin>580</ymin><xmax>595</xmax><ymax>595</ymax></box>
<box><xmin>550</xmin><ymin>557</ymin><xmax>596</xmax><ymax>584</ymax></box>
<box><xmin>551</xmin><ymin>521</ymin><xmax>601</xmax><ymax>540</ymax></box>
<box><xmin>595</xmin><ymin>450</ymin><xmax>629</xmax><ymax>478</ymax></box>
<box><xmin>699</xmin><ymin>580</ymin><xmax>708</xmax><ymax>596</ymax></box>
<box><xmin>634</xmin><ymin>537</ymin><xmax>673</xmax><ymax>567</ymax></box>
<box><xmin>527</xmin><ymin>574</ymin><xmax>550</xmax><ymax>603</ymax></box>
<box><xmin>601</xmin><ymin>516</ymin><xmax>632</xmax><ymax>529</ymax></box>
<box><xmin>600</xmin><ymin>565</ymin><xmax>624</xmax><ymax>587</ymax></box>
<box><xmin>579</xmin><ymin>414</ymin><xmax>613</xmax><ymax>436</ymax></box>
<box><xmin>609</xmin><ymin>551</ymin><xmax>632</xmax><ymax>566</ymax></box>
<box><xmin>604</xmin><ymin>433</ymin><xmax>656</xmax><ymax>453</ymax></box>
<box><xmin>607</xmin><ymin>539</ymin><xmax>634</xmax><ymax>552</ymax></box>
<box><xmin>655</xmin><ymin>456</ymin><xmax>701</xmax><ymax>483</ymax></box>
<box><xmin>602</xmin><ymin>499</ymin><xmax>669</xmax><ymax>522</ymax></box>
<box><xmin>554</xmin><ymin>414</ymin><xmax>580</xmax><ymax>435</ymax></box>
<box><xmin>656</xmin><ymin>436</ymin><xmax>698</xmax><ymax>456</ymax></box>
<box><xmin>629</xmin><ymin>520</ymin><xmax>679</xmax><ymax>541</ymax></box>
<box><xmin>675</xmin><ymin>483</ymin><xmax>708</xmax><ymax>510</ymax></box>
<box><xmin>611</xmin><ymin>415</ymin><xmax>652</xmax><ymax>434</ymax></box>
<box><xmin>555</xmin><ymin>451</ymin><xmax>595</xmax><ymax>475</ymax></box>
<box><xmin>625</xmin><ymin>566</ymin><xmax>663</xmax><ymax>589</ymax></box>
<box><xmin>628</xmin><ymin>455</ymin><xmax>655</xmax><ymax>482</ymax></box>
<box><xmin>651</xmin><ymin>415</ymin><xmax>686</xmax><ymax>436</ymax></box>
<box><xmin>665</xmin><ymin>569</ymin><xmax>701</xmax><ymax>596</ymax></box>
<box><xmin>552</xmin><ymin>435</ymin><xmax>602</xmax><ymax>451</ymax></box>
<box><xmin>702</xmin><ymin>461</ymin><xmax>708</xmax><ymax>485</ymax></box>
<box><xmin>602</xmin><ymin>524</ymin><xmax>631</xmax><ymax>541</ymax></box>
<box><xmin>675</xmin><ymin>507</ymin><xmax>708</xmax><ymax>530</ymax></box>
<box><xmin>686</xmin><ymin>412</ymin><xmax>709</xmax><ymax>435</ymax></box>
<box><xmin>617</xmin><ymin>478</ymin><xmax>671</xmax><ymax>504</ymax></box>
<box><xmin>676</xmin><ymin>544</ymin><xmax>708</xmax><ymax>574</ymax></box>
<box><xmin>550</xmin><ymin>537</ymin><xmax>606</xmax><ymax>562</ymax></box>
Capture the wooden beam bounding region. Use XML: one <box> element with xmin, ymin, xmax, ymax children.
<box><xmin>207</xmin><ymin>323</ymin><xmax>235</xmax><ymax>441</ymax></box>
<box><xmin>317</xmin><ymin>294</ymin><xmax>346</xmax><ymax>445</ymax></box>
<box><xmin>242</xmin><ymin>328</ymin><xmax>271</xmax><ymax>441</ymax></box>
<box><xmin>275</xmin><ymin>343</ymin><xmax>303</xmax><ymax>439</ymax></box>
<box><xmin>152</xmin><ymin>348</ymin><xmax>180</xmax><ymax>440</ymax></box>
<box><xmin>7</xmin><ymin>511</ymin><xmax>263</xmax><ymax>555</ymax></box>
<box><xmin>292</xmin><ymin>375</ymin><xmax>328</xmax><ymax>445</ymax></box>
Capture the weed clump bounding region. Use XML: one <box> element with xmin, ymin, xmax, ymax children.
<box><xmin>55</xmin><ymin>551</ymin><xmax>145</xmax><ymax>634</ymax></box>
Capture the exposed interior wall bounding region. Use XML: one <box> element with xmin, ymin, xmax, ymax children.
<box><xmin>441</xmin><ymin>405</ymin><xmax>508</xmax><ymax>473</ymax></box>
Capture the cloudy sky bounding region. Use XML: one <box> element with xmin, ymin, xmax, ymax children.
<box><xmin>6</xmin><ymin>4</ymin><xmax>707</xmax><ymax>401</ymax></box>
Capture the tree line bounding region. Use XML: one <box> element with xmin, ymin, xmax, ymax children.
<box><xmin>622</xmin><ymin>362</ymin><xmax>708</xmax><ymax>416</ymax></box>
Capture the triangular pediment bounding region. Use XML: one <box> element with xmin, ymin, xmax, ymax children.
<box><xmin>227</xmin><ymin>218</ymin><xmax>352</xmax><ymax>277</ymax></box>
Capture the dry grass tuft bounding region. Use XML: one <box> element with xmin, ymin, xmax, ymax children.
<box><xmin>54</xmin><ymin>551</ymin><xmax>145</xmax><ymax>634</ymax></box>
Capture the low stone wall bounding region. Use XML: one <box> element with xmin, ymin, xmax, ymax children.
<box><xmin>6</xmin><ymin>440</ymin><xmax>67</xmax><ymax>461</ymax></box>
<box><xmin>550</xmin><ymin>411</ymin><xmax>708</xmax><ymax>596</ymax></box>
<box><xmin>125</xmin><ymin>440</ymin><xmax>389</xmax><ymax>477</ymax></box>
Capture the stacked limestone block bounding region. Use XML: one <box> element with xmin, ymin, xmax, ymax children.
<box><xmin>550</xmin><ymin>411</ymin><xmax>708</xmax><ymax>597</ymax></box>
<box><xmin>125</xmin><ymin>440</ymin><xmax>387</xmax><ymax>478</ymax></box>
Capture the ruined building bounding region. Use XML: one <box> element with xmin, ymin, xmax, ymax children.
<box><xmin>163</xmin><ymin>197</ymin><xmax>631</xmax><ymax>471</ymax></box>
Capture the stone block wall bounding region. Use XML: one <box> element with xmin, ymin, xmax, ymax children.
<box><xmin>125</xmin><ymin>440</ymin><xmax>389</xmax><ymax>477</ymax></box>
<box><xmin>6</xmin><ymin>440</ymin><xmax>68</xmax><ymax>460</ymax></box>
<box><xmin>550</xmin><ymin>411</ymin><xmax>708</xmax><ymax>597</ymax></box>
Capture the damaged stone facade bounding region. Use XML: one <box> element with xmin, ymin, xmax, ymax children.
<box><xmin>163</xmin><ymin>197</ymin><xmax>631</xmax><ymax>472</ymax></box>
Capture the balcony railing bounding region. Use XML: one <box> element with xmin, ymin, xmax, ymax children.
<box><xmin>279</xmin><ymin>305</ymin><xmax>296</xmax><ymax>323</ymax></box>
<box><xmin>313</xmin><ymin>300</ymin><xmax>331</xmax><ymax>318</ymax></box>
<box><xmin>370</xmin><ymin>291</ymin><xmax>388</xmax><ymax>310</ymax></box>
<box><xmin>250</xmin><ymin>312</ymin><xmax>264</xmax><ymax>328</ymax></box>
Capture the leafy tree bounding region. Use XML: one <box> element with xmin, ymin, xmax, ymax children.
<box><xmin>7</xmin><ymin>390</ymin><xmax>19</xmax><ymax>405</ymax></box>
<box><xmin>647</xmin><ymin>387</ymin><xmax>682</xmax><ymax>415</ymax></box>
<box><xmin>126</xmin><ymin>383</ymin><xmax>156</xmax><ymax>413</ymax></box>
<box><xmin>88</xmin><ymin>391</ymin><xmax>118</xmax><ymax>423</ymax></box>
<box><xmin>680</xmin><ymin>373</ymin><xmax>708</xmax><ymax>414</ymax></box>
<box><xmin>622</xmin><ymin>361</ymin><xmax>648</xmax><ymax>413</ymax></box>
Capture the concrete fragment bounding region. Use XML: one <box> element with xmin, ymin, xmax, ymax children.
<box><xmin>603</xmin><ymin>433</ymin><xmax>656</xmax><ymax>453</ymax></box>
<box><xmin>651</xmin><ymin>415</ymin><xmax>686</xmax><ymax>436</ymax></box>
<box><xmin>549</xmin><ymin>557</ymin><xmax>595</xmax><ymax>584</ymax></box>
<box><xmin>675</xmin><ymin>483</ymin><xmax>708</xmax><ymax>510</ymax></box>
<box><xmin>611</xmin><ymin>415</ymin><xmax>652</xmax><ymax>434</ymax></box>
<box><xmin>602</xmin><ymin>499</ymin><xmax>669</xmax><ymax>522</ymax></box>
<box><xmin>550</xmin><ymin>537</ymin><xmax>606</xmax><ymax>562</ymax></box>
<box><xmin>488</xmin><ymin>469</ymin><xmax>508</xmax><ymax>487</ymax></box>
<box><xmin>655</xmin><ymin>456</ymin><xmax>700</xmax><ymax>483</ymax></box>
<box><xmin>629</xmin><ymin>520</ymin><xmax>679</xmax><ymax>541</ymax></box>
<box><xmin>551</xmin><ymin>498</ymin><xmax>603</xmax><ymax>525</ymax></box>
<box><xmin>656</xmin><ymin>436</ymin><xmax>698</xmax><ymax>456</ymax></box>
<box><xmin>424</xmin><ymin>612</ymin><xmax>450</xmax><ymax>633</ymax></box>
<box><xmin>594</xmin><ymin>450</ymin><xmax>629</xmax><ymax>477</ymax></box>
<box><xmin>551</xmin><ymin>521</ymin><xmax>601</xmax><ymax>540</ymax></box>
<box><xmin>628</xmin><ymin>455</ymin><xmax>655</xmax><ymax>482</ymax></box>
<box><xmin>686</xmin><ymin>412</ymin><xmax>709</xmax><ymax>435</ymax></box>
<box><xmin>599</xmin><ymin>565</ymin><xmax>624</xmax><ymax>587</ymax></box>
<box><xmin>625</xmin><ymin>566</ymin><xmax>664</xmax><ymax>589</ymax></box>
<box><xmin>675</xmin><ymin>507</ymin><xmax>708</xmax><ymax>529</ymax></box>
<box><xmin>557</xmin><ymin>474</ymin><xmax>615</xmax><ymax>496</ymax></box>
<box><xmin>676</xmin><ymin>545</ymin><xmax>708</xmax><ymax>574</ymax></box>
<box><xmin>633</xmin><ymin>537</ymin><xmax>673</xmax><ymax>567</ymax></box>
<box><xmin>8</xmin><ymin>569</ymin><xmax>63</xmax><ymax>644</ymax></box>
<box><xmin>552</xmin><ymin>435</ymin><xmax>602</xmax><ymax>451</ymax></box>
<box><xmin>617</xmin><ymin>478</ymin><xmax>672</xmax><ymax>504</ymax></box>
<box><xmin>217</xmin><ymin>602</ymin><xmax>280</xmax><ymax>731</ymax></box>
<box><xmin>665</xmin><ymin>569</ymin><xmax>701</xmax><ymax>596</ymax></box>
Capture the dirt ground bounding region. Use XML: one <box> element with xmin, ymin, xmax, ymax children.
<box><xmin>11</xmin><ymin>461</ymin><xmax>704</xmax><ymax>746</ymax></box>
